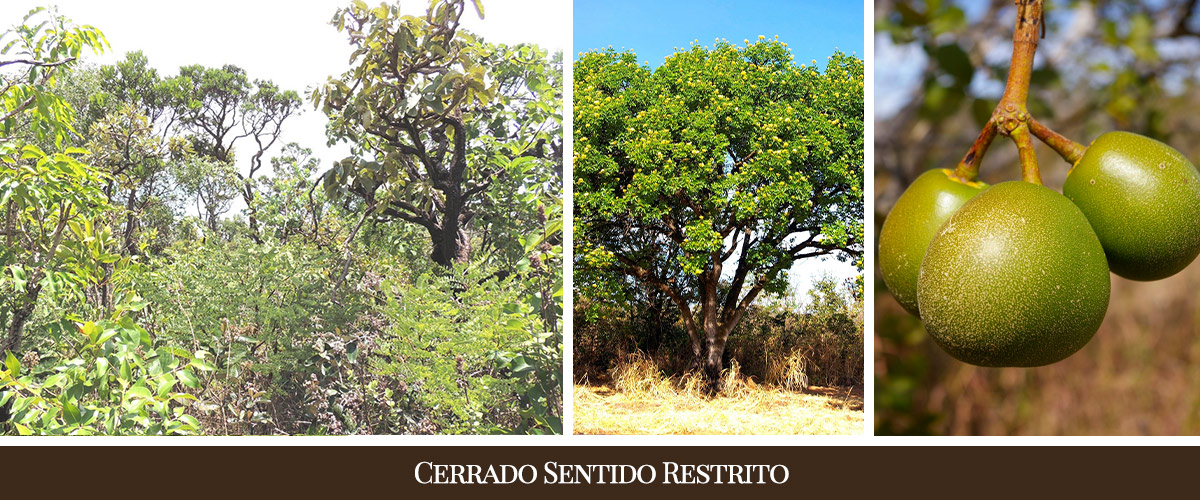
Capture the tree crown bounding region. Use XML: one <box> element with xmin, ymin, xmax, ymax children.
<box><xmin>575</xmin><ymin>39</ymin><xmax>864</xmax><ymax>303</ymax></box>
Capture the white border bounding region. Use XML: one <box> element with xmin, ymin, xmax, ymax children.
<box><xmin>862</xmin><ymin>0</ymin><xmax>876</xmax><ymax>439</ymax></box>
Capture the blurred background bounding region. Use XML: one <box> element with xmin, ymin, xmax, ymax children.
<box><xmin>875</xmin><ymin>0</ymin><xmax>1200</xmax><ymax>435</ymax></box>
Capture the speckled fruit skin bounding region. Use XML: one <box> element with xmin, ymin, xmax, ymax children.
<box><xmin>879</xmin><ymin>169</ymin><xmax>987</xmax><ymax>316</ymax></box>
<box><xmin>1064</xmin><ymin>131</ymin><xmax>1200</xmax><ymax>281</ymax></box>
<box><xmin>917</xmin><ymin>181</ymin><xmax>1110</xmax><ymax>367</ymax></box>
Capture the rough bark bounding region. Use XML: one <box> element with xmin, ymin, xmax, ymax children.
<box><xmin>427</xmin><ymin>213</ymin><xmax>471</xmax><ymax>267</ymax></box>
<box><xmin>2</xmin><ymin>286</ymin><xmax>39</xmax><ymax>357</ymax></box>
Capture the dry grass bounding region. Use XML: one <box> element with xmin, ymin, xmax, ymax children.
<box><xmin>574</xmin><ymin>353</ymin><xmax>864</xmax><ymax>435</ymax></box>
<box><xmin>764</xmin><ymin>348</ymin><xmax>811</xmax><ymax>391</ymax></box>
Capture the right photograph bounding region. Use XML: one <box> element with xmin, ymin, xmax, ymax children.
<box><xmin>876</xmin><ymin>0</ymin><xmax>1200</xmax><ymax>435</ymax></box>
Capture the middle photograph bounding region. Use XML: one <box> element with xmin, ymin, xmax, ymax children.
<box><xmin>571</xmin><ymin>0</ymin><xmax>866</xmax><ymax>435</ymax></box>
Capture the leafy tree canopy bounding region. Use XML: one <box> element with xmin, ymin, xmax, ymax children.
<box><xmin>574</xmin><ymin>38</ymin><xmax>863</xmax><ymax>382</ymax></box>
<box><xmin>313</xmin><ymin>0</ymin><xmax>562</xmax><ymax>267</ymax></box>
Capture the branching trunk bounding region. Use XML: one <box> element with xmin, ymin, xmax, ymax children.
<box><xmin>650</xmin><ymin>256</ymin><xmax>774</xmax><ymax>394</ymax></box>
<box><xmin>246</xmin><ymin>202</ymin><xmax>262</xmax><ymax>244</ymax></box>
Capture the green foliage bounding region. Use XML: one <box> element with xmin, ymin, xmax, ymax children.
<box><xmin>575</xmin><ymin>37</ymin><xmax>863</xmax><ymax>378</ymax></box>
<box><xmin>85</xmin><ymin>51</ymin><xmax>175</xmax><ymax>133</ymax></box>
<box><xmin>133</xmin><ymin>237</ymin><xmax>379</xmax><ymax>434</ymax></box>
<box><xmin>0</xmin><ymin>6</ymin><xmax>107</xmax><ymax>145</ymax></box>
<box><xmin>255</xmin><ymin>143</ymin><xmax>323</xmax><ymax>243</ymax></box>
<box><xmin>0</xmin><ymin>143</ymin><xmax>120</xmax><ymax>349</ymax></box>
<box><xmin>171</xmin><ymin>154</ymin><xmax>239</xmax><ymax>232</ymax></box>
<box><xmin>373</xmin><ymin>265</ymin><xmax>561</xmax><ymax>434</ymax></box>
<box><xmin>576</xmin><ymin>41</ymin><xmax>863</xmax><ymax>294</ymax></box>
<box><xmin>0</xmin><ymin>298</ymin><xmax>204</xmax><ymax>435</ymax></box>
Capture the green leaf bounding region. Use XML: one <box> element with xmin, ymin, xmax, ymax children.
<box><xmin>179</xmin><ymin>414</ymin><xmax>200</xmax><ymax>430</ymax></box>
<box><xmin>62</xmin><ymin>400</ymin><xmax>82</xmax><ymax>425</ymax></box>
<box><xmin>4</xmin><ymin>351</ymin><xmax>19</xmax><ymax>377</ymax></box>
<box><xmin>119</xmin><ymin>324</ymin><xmax>140</xmax><ymax>345</ymax></box>
<box><xmin>127</xmin><ymin>385</ymin><xmax>152</xmax><ymax>400</ymax></box>
<box><xmin>178</xmin><ymin>369</ymin><xmax>200</xmax><ymax>389</ymax></box>
<box><xmin>156</xmin><ymin>375</ymin><xmax>176</xmax><ymax>398</ymax></box>
<box><xmin>510</xmin><ymin>356</ymin><xmax>535</xmax><ymax>375</ymax></box>
<box><xmin>42</xmin><ymin>373</ymin><xmax>66</xmax><ymax>388</ymax></box>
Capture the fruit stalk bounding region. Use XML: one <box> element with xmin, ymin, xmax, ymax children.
<box><xmin>1012</xmin><ymin>125</ymin><xmax>1042</xmax><ymax>184</ymax></box>
<box><xmin>1029</xmin><ymin>117</ymin><xmax>1086</xmax><ymax>164</ymax></box>
<box><xmin>995</xmin><ymin>0</ymin><xmax>1043</xmax><ymax>115</ymax></box>
<box><xmin>953</xmin><ymin>120</ymin><xmax>996</xmax><ymax>182</ymax></box>
<box><xmin>996</xmin><ymin>0</ymin><xmax>1044</xmax><ymax>184</ymax></box>
<box><xmin>954</xmin><ymin>0</ymin><xmax>1085</xmax><ymax>184</ymax></box>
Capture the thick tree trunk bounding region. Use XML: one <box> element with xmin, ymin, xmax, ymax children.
<box><xmin>687</xmin><ymin>326</ymin><xmax>703</xmax><ymax>373</ymax></box>
<box><xmin>2</xmin><ymin>298</ymin><xmax>36</xmax><ymax>358</ymax></box>
<box><xmin>429</xmin><ymin>224</ymin><xmax>470</xmax><ymax>267</ymax></box>
<box><xmin>698</xmin><ymin>313</ymin><xmax>733</xmax><ymax>394</ymax></box>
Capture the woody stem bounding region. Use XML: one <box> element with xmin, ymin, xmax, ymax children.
<box><xmin>1029</xmin><ymin>117</ymin><xmax>1086</xmax><ymax>165</ymax></box>
<box><xmin>1012</xmin><ymin>125</ymin><xmax>1042</xmax><ymax>185</ymax></box>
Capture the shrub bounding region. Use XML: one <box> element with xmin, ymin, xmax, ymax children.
<box><xmin>0</xmin><ymin>305</ymin><xmax>206</xmax><ymax>435</ymax></box>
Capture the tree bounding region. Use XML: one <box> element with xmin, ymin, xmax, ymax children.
<box><xmin>86</xmin><ymin>103</ymin><xmax>171</xmax><ymax>255</ymax></box>
<box><xmin>169</xmin><ymin>64</ymin><xmax>300</xmax><ymax>242</ymax></box>
<box><xmin>87</xmin><ymin>51</ymin><xmax>177</xmax><ymax>136</ymax></box>
<box><xmin>172</xmin><ymin>154</ymin><xmax>239</xmax><ymax>232</ymax></box>
<box><xmin>313</xmin><ymin>0</ymin><xmax>562</xmax><ymax>267</ymax></box>
<box><xmin>1</xmin><ymin>7</ymin><xmax>110</xmax><ymax>354</ymax></box>
<box><xmin>257</xmin><ymin>142</ymin><xmax>323</xmax><ymax>243</ymax></box>
<box><xmin>574</xmin><ymin>40</ymin><xmax>864</xmax><ymax>388</ymax></box>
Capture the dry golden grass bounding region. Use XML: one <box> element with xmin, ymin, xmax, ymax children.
<box><xmin>574</xmin><ymin>354</ymin><xmax>864</xmax><ymax>435</ymax></box>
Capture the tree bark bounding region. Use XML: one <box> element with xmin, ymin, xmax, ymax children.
<box><xmin>247</xmin><ymin>209</ymin><xmax>263</xmax><ymax>244</ymax></box>
<box><xmin>429</xmin><ymin>222</ymin><xmax>470</xmax><ymax>267</ymax></box>
<box><xmin>703</xmin><ymin>329</ymin><xmax>729</xmax><ymax>390</ymax></box>
<box><xmin>686</xmin><ymin>322</ymin><xmax>703</xmax><ymax>373</ymax></box>
<box><xmin>2</xmin><ymin>287</ymin><xmax>38</xmax><ymax>357</ymax></box>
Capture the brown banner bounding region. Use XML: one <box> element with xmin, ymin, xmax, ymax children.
<box><xmin>1</xmin><ymin>445</ymin><xmax>1192</xmax><ymax>496</ymax></box>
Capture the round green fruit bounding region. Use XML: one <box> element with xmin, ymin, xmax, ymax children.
<box><xmin>917</xmin><ymin>181</ymin><xmax>1110</xmax><ymax>367</ymax></box>
<box><xmin>1064</xmin><ymin>131</ymin><xmax>1200</xmax><ymax>281</ymax></box>
<box><xmin>879</xmin><ymin>168</ymin><xmax>987</xmax><ymax>316</ymax></box>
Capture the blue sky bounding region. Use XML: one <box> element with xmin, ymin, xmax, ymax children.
<box><xmin>573</xmin><ymin>0</ymin><xmax>866</xmax><ymax>301</ymax></box>
<box><xmin>574</xmin><ymin>0</ymin><xmax>864</xmax><ymax>67</ymax></box>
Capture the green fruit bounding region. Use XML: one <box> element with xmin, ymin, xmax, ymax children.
<box><xmin>1064</xmin><ymin>131</ymin><xmax>1200</xmax><ymax>281</ymax></box>
<box><xmin>917</xmin><ymin>181</ymin><xmax>1110</xmax><ymax>367</ymax></box>
<box><xmin>879</xmin><ymin>168</ymin><xmax>987</xmax><ymax>316</ymax></box>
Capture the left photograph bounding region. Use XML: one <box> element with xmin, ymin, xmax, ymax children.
<box><xmin>0</xmin><ymin>0</ymin><xmax>564</xmax><ymax>435</ymax></box>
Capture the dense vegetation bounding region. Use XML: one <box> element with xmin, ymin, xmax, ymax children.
<box><xmin>0</xmin><ymin>1</ymin><xmax>562</xmax><ymax>435</ymax></box>
<box><xmin>575</xmin><ymin>275</ymin><xmax>864</xmax><ymax>391</ymax></box>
